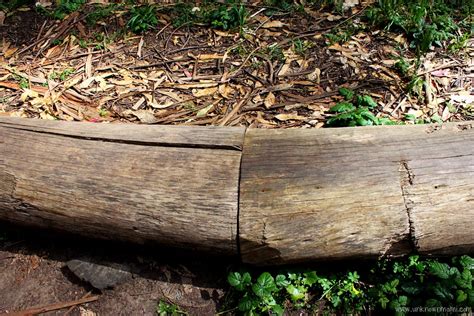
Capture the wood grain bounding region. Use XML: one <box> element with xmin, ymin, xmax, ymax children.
<box><xmin>0</xmin><ymin>118</ymin><xmax>245</xmax><ymax>254</ymax></box>
<box><xmin>240</xmin><ymin>122</ymin><xmax>474</xmax><ymax>264</ymax></box>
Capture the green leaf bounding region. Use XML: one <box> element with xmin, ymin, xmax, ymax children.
<box><xmin>459</xmin><ymin>255</ymin><xmax>474</xmax><ymax>270</ymax></box>
<box><xmin>286</xmin><ymin>284</ymin><xmax>305</xmax><ymax>301</ymax></box>
<box><xmin>429</xmin><ymin>261</ymin><xmax>451</xmax><ymax>279</ymax></box>
<box><xmin>338</xmin><ymin>87</ymin><xmax>354</xmax><ymax>100</ymax></box>
<box><xmin>271</xmin><ymin>304</ymin><xmax>284</xmax><ymax>316</ymax></box>
<box><xmin>252</xmin><ymin>272</ymin><xmax>276</xmax><ymax>297</ymax></box>
<box><xmin>401</xmin><ymin>283</ymin><xmax>421</xmax><ymax>295</ymax></box>
<box><xmin>228</xmin><ymin>272</ymin><xmax>251</xmax><ymax>291</ymax></box>
<box><xmin>455</xmin><ymin>268</ymin><xmax>472</xmax><ymax>289</ymax></box>
<box><xmin>275</xmin><ymin>274</ymin><xmax>290</xmax><ymax>288</ymax></box>
<box><xmin>432</xmin><ymin>283</ymin><xmax>454</xmax><ymax>300</ymax></box>
<box><xmin>356</xmin><ymin>95</ymin><xmax>378</xmax><ymax>108</ymax></box>
<box><xmin>456</xmin><ymin>290</ymin><xmax>468</xmax><ymax>303</ymax></box>
<box><xmin>329</xmin><ymin>102</ymin><xmax>355</xmax><ymax>113</ymax></box>
<box><xmin>304</xmin><ymin>271</ymin><xmax>318</xmax><ymax>286</ymax></box>
<box><xmin>238</xmin><ymin>294</ymin><xmax>255</xmax><ymax>312</ymax></box>
<box><xmin>425</xmin><ymin>298</ymin><xmax>442</xmax><ymax>308</ymax></box>
<box><xmin>379</xmin><ymin>296</ymin><xmax>390</xmax><ymax>309</ymax></box>
<box><xmin>398</xmin><ymin>295</ymin><xmax>408</xmax><ymax>306</ymax></box>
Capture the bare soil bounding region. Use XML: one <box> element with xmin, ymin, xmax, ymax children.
<box><xmin>0</xmin><ymin>224</ymin><xmax>234</xmax><ymax>315</ymax></box>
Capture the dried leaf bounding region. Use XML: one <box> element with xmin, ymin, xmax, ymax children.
<box><xmin>307</xmin><ymin>68</ymin><xmax>321</xmax><ymax>83</ymax></box>
<box><xmin>196</xmin><ymin>103</ymin><xmax>214</xmax><ymax>117</ymax></box>
<box><xmin>275</xmin><ymin>113</ymin><xmax>306</xmax><ymax>121</ymax></box>
<box><xmin>20</xmin><ymin>89</ymin><xmax>38</xmax><ymax>102</ymax></box>
<box><xmin>262</xmin><ymin>20</ymin><xmax>286</xmax><ymax>28</ymax></box>
<box><xmin>192</xmin><ymin>87</ymin><xmax>218</xmax><ymax>97</ymax></box>
<box><xmin>130</xmin><ymin>110</ymin><xmax>158</xmax><ymax>124</ymax></box>
<box><xmin>264</xmin><ymin>92</ymin><xmax>276</xmax><ymax>109</ymax></box>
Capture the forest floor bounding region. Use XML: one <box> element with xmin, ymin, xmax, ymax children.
<box><xmin>0</xmin><ymin>0</ymin><xmax>473</xmax><ymax>314</ymax></box>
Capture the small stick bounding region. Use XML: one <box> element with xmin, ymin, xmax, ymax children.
<box><xmin>4</xmin><ymin>295</ymin><xmax>99</xmax><ymax>316</ymax></box>
<box><xmin>219</xmin><ymin>89</ymin><xmax>253</xmax><ymax>126</ymax></box>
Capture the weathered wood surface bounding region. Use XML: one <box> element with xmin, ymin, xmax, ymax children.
<box><xmin>240</xmin><ymin>122</ymin><xmax>474</xmax><ymax>264</ymax></box>
<box><xmin>0</xmin><ymin>117</ymin><xmax>245</xmax><ymax>254</ymax></box>
<box><xmin>1</xmin><ymin>117</ymin><xmax>474</xmax><ymax>265</ymax></box>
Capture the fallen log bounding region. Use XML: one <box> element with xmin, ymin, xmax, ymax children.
<box><xmin>239</xmin><ymin>122</ymin><xmax>474</xmax><ymax>264</ymax></box>
<box><xmin>0</xmin><ymin>117</ymin><xmax>245</xmax><ymax>254</ymax></box>
<box><xmin>1</xmin><ymin>117</ymin><xmax>473</xmax><ymax>265</ymax></box>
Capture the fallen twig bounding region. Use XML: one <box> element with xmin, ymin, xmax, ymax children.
<box><xmin>3</xmin><ymin>295</ymin><xmax>99</xmax><ymax>316</ymax></box>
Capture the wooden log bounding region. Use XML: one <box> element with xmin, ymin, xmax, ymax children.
<box><xmin>240</xmin><ymin>122</ymin><xmax>474</xmax><ymax>265</ymax></box>
<box><xmin>1</xmin><ymin>117</ymin><xmax>474</xmax><ymax>264</ymax></box>
<box><xmin>0</xmin><ymin>117</ymin><xmax>245</xmax><ymax>254</ymax></box>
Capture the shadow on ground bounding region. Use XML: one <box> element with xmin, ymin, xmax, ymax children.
<box><xmin>0</xmin><ymin>222</ymin><xmax>238</xmax><ymax>315</ymax></box>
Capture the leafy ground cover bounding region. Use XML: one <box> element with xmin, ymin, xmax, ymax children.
<box><xmin>0</xmin><ymin>0</ymin><xmax>472</xmax><ymax>126</ymax></box>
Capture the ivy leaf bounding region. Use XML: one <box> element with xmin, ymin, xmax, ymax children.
<box><xmin>338</xmin><ymin>87</ymin><xmax>354</xmax><ymax>100</ymax></box>
<box><xmin>329</xmin><ymin>102</ymin><xmax>355</xmax><ymax>113</ymax></box>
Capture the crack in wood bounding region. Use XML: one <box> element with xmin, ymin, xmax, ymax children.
<box><xmin>0</xmin><ymin>125</ymin><xmax>243</xmax><ymax>151</ymax></box>
<box><xmin>399</xmin><ymin>160</ymin><xmax>418</xmax><ymax>251</ymax></box>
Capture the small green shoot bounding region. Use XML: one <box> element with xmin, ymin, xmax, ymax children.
<box><xmin>156</xmin><ymin>300</ymin><xmax>187</xmax><ymax>316</ymax></box>
<box><xmin>327</xmin><ymin>88</ymin><xmax>396</xmax><ymax>127</ymax></box>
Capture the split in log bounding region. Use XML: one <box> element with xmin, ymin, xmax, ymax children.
<box><xmin>1</xmin><ymin>117</ymin><xmax>473</xmax><ymax>265</ymax></box>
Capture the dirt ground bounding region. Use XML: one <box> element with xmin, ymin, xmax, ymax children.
<box><xmin>0</xmin><ymin>224</ymin><xmax>235</xmax><ymax>315</ymax></box>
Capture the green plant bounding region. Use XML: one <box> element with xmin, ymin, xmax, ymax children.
<box><xmin>49</xmin><ymin>68</ymin><xmax>74</xmax><ymax>81</ymax></box>
<box><xmin>292</xmin><ymin>39</ymin><xmax>313</xmax><ymax>56</ymax></box>
<box><xmin>0</xmin><ymin>0</ymin><xmax>31</xmax><ymax>11</ymax></box>
<box><xmin>37</xmin><ymin>0</ymin><xmax>86</xmax><ymax>19</ymax></box>
<box><xmin>205</xmin><ymin>3</ymin><xmax>248</xmax><ymax>34</ymax></box>
<box><xmin>227</xmin><ymin>255</ymin><xmax>474</xmax><ymax>315</ymax></box>
<box><xmin>262</xmin><ymin>43</ymin><xmax>285</xmax><ymax>62</ymax></box>
<box><xmin>14</xmin><ymin>75</ymin><xmax>29</xmax><ymax>89</ymax></box>
<box><xmin>365</xmin><ymin>0</ymin><xmax>470</xmax><ymax>56</ymax></box>
<box><xmin>326</xmin><ymin>88</ymin><xmax>396</xmax><ymax>126</ymax></box>
<box><xmin>98</xmin><ymin>108</ymin><xmax>108</xmax><ymax>117</ymax></box>
<box><xmin>127</xmin><ymin>5</ymin><xmax>158</xmax><ymax>34</ymax></box>
<box><xmin>86</xmin><ymin>3</ymin><xmax>119</xmax><ymax>26</ymax></box>
<box><xmin>156</xmin><ymin>300</ymin><xmax>187</xmax><ymax>316</ymax></box>
<box><xmin>405</xmin><ymin>113</ymin><xmax>442</xmax><ymax>124</ymax></box>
